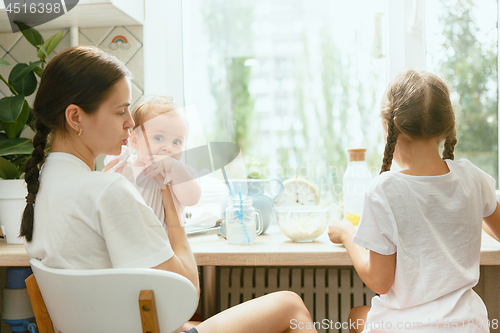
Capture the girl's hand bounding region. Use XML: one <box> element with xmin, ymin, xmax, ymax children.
<box><xmin>141</xmin><ymin>155</ymin><xmax>177</xmax><ymax>179</ymax></box>
<box><xmin>328</xmin><ymin>219</ymin><xmax>356</xmax><ymax>244</ymax></box>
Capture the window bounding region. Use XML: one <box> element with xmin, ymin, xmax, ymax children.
<box><xmin>182</xmin><ymin>0</ymin><xmax>388</xmax><ymax>203</ymax></box>
<box><xmin>178</xmin><ymin>0</ymin><xmax>500</xmax><ymax>205</ymax></box>
<box><xmin>426</xmin><ymin>0</ymin><xmax>498</xmax><ymax>185</ymax></box>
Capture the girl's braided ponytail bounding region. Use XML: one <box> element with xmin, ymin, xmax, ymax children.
<box><xmin>380</xmin><ymin>117</ymin><xmax>398</xmax><ymax>174</ymax></box>
<box><xmin>442</xmin><ymin>136</ymin><xmax>457</xmax><ymax>160</ymax></box>
<box><xmin>379</xmin><ymin>70</ymin><xmax>456</xmax><ymax>172</ymax></box>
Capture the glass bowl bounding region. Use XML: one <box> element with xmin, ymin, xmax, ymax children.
<box><xmin>275</xmin><ymin>206</ymin><xmax>330</xmax><ymax>242</ymax></box>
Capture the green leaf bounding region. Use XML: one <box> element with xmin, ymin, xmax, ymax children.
<box><xmin>26</xmin><ymin>111</ymin><xmax>36</xmax><ymax>132</ymax></box>
<box><xmin>0</xmin><ymin>96</ymin><xmax>25</xmax><ymax>138</ymax></box>
<box><xmin>0</xmin><ymin>156</ymin><xmax>20</xmax><ymax>179</ymax></box>
<box><xmin>0</xmin><ymin>121</ymin><xmax>15</xmax><ymax>139</ymax></box>
<box><xmin>32</xmin><ymin>66</ymin><xmax>43</xmax><ymax>78</ymax></box>
<box><xmin>0</xmin><ymin>73</ymin><xmax>14</xmax><ymax>94</ymax></box>
<box><xmin>0</xmin><ymin>133</ymin><xmax>7</xmax><ymax>143</ymax></box>
<box><xmin>14</xmin><ymin>22</ymin><xmax>43</xmax><ymax>49</ymax></box>
<box><xmin>0</xmin><ymin>58</ymin><xmax>10</xmax><ymax>66</ymax></box>
<box><xmin>9</xmin><ymin>64</ymin><xmax>37</xmax><ymax>96</ymax></box>
<box><xmin>0</xmin><ymin>95</ymin><xmax>24</xmax><ymax>123</ymax></box>
<box><xmin>41</xmin><ymin>31</ymin><xmax>64</xmax><ymax>56</ymax></box>
<box><xmin>36</xmin><ymin>45</ymin><xmax>49</xmax><ymax>60</ymax></box>
<box><xmin>15</xmin><ymin>100</ymin><xmax>30</xmax><ymax>137</ymax></box>
<box><xmin>11</xmin><ymin>60</ymin><xmax>44</xmax><ymax>83</ymax></box>
<box><xmin>0</xmin><ymin>138</ymin><xmax>33</xmax><ymax>156</ymax></box>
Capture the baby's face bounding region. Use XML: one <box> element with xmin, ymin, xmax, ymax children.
<box><xmin>134</xmin><ymin>112</ymin><xmax>187</xmax><ymax>162</ymax></box>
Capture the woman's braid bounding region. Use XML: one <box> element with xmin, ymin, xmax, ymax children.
<box><xmin>20</xmin><ymin>118</ymin><xmax>51</xmax><ymax>241</ymax></box>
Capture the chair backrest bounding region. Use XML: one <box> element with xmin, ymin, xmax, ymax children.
<box><xmin>29</xmin><ymin>259</ymin><xmax>199</xmax><ymax>333</ymax></box>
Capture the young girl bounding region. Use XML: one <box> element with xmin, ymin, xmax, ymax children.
<box><xmin>328</xmin><ymin>70</ymin><xmax>500</xmax><ymax>333</ymax></box>
<box><xmin>104</xmin><ymin>96</ymin><xmax>202</xmax><ymax>227</ymax></box>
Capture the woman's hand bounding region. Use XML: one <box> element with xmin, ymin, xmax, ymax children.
<box><xmin>328</xmin><ymin>219</ymin><xmax>356</xmax><ymax>244</ymax></box>
<box><xmin>141</xmin><ymin>155</ymin><xmax>177</xmax><ymax>179</ymax></box>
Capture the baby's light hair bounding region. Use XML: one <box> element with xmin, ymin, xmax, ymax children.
<box><xmin>132</xmin><ymin>95</ymin><xmax>187</xmax><ymax>131</ymax></box>
<box><xmin>380</xmin><ymin>70</ymin><xmax>457</xmax><ymax>173</ymax></box>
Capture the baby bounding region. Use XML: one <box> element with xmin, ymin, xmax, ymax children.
<box><xmin>103</xmin><ymin>95</ymin><xmax>201</xmax><ymax>229</ymax></box>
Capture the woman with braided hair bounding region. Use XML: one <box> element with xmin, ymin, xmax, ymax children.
<box><xmin>20</xmin><ymin>45</ymin><xmax>317</xmax><ymax>333</ymax></box>
<box><xmin>328</xmin><ymin>70</ymin><xmax>499</xmax><ymax>332</ymax></box>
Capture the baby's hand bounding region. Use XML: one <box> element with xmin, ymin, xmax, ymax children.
<box><xmin>328</xmin><ymin>219</ymin><xmax>355</xmax><ymax>244</ymax></box>
<box><xmin>141</xmin><ymin>155</ymin><xmax>177</xmax><ymax>179</ymax></box>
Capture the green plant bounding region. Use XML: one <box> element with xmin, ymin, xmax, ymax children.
<box><xmin>246</xmin><ymin>163</ymin><xmax>266</xmax><ymax>179</ymax></box>
<box><xmin>0</xmin><ymin>22</ymin><xmax>63</xmax><ymax>179</ymax></box>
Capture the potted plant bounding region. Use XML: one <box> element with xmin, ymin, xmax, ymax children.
<box><xmin>0</xmin><ymin>22</ymin><xmax>63</xmax><ymax>243</ymax></box>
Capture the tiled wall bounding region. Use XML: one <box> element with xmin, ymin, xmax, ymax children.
<box><xmin>0</xmin><ymin>25</ymin><xmax>144</xmax><ymax>107</ymax></box>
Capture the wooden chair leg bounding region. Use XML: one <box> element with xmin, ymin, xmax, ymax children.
<box><xmin>139</xmin><ymin>290</ymin><xmax>160</xmax><ymax>333</ymax></box>
<box><xmin>25</xmin><ymin>274</ymin><xmax>55</xmax><ymax>333</ymax></box>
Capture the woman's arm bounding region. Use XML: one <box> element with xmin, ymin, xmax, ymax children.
<box><xmin>328</xmin><ymin>219</ymin><xmax>396</xmax><ymax>294</ymax></box>
<box><xmin>170</xmin><ymin>162</ymin><xmax>202</xmax><ymax>206</ymax></box>
<box><xmin>153</xmin><ymin>186</ymin><xmax>200</xmax><ymax>296</ymax></box>
<box><xmin>483</xmin><ymin>202</ymin><xmax>500</xmax><ymax>242</ymax></box>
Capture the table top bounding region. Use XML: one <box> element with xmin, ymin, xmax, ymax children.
<box><xmin>188</xmin><ymin>225</ymin><xmax>500</xmax><ymax>266</ymax></box>
<box><xmin>2</xmin><ymin>225</ymin><xmax>500</xmax><ymax>267</ymax></box>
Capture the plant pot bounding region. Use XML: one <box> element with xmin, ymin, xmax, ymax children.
<box><xmin>0</xmin><ymin>180</ymin><xmax>27</xmax><ymax>244</ymax></box>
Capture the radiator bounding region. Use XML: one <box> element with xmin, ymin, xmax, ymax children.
<box><xmin>216</xmin><ymin>266</ymin><xmax>375</xmax><ymax>333</ymax></box>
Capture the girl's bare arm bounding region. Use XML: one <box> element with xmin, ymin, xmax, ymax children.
<box><xmin>328</xmin><ymin>219</ymin><xmax>396</xmax><ymax>294</ymax></box>
<box><xmin>153</xmin><ymin>185</ymin><xmax>200</xmax><ymax>295</ymax></box>
<box><xmin>483</xmin><ymin>202</ymin><xmax>500</xmax><ymax>242</ymax></box>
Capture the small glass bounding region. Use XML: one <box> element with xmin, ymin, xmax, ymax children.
<box><xmin>225</xmin><ymin>197</ymin><xmax>263</xmax><ymax>245</ymax></box>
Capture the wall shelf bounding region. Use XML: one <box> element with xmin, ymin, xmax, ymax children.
<box><xmin>0</xmin><ymin>0</ymin><xmax>143</xmax><ymax>33</ymax></box>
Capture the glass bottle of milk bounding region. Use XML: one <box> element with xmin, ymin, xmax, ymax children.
<box><xmin>343</xmin><ymin>149</ymin><xmax>372</xmax><ymax>226</ymax></box>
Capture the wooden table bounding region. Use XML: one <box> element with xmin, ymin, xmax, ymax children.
<box><xmin>1</xmin><ymin>225</ymin><xmax>500</xmax><ymax>266</ymax></box>
<box><xmin>188</xmin><ymin>225</ymin><xmax>500</xmax><ymax>266</ymax></box>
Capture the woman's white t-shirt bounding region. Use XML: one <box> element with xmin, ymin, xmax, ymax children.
<box><xmin>25</xmin><ymin>153</ymin><xmax>174</xmax><ymax>269</ymax></box>
<box><xmin>104</xmin><ymin>147</ymin><xmax>171</xmax><ymax>228</ymax></box>
<box><xmin>354</xmin><ymin>159</ymin><xmax>497</xmax><ymax>333</ymax></box>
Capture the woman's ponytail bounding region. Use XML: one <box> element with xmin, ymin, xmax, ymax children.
<box><xmin>20</xmin><ymin>119</ymin><xmax>51</xmax><ymax>242</ymax></box>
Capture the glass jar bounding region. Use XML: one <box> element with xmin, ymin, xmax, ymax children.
<box><xmin>225</xmin><ymin>197</ymin><xmax>263</xmax><ymax>244</ymax></box>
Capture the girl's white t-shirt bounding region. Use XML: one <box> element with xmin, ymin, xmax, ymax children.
<box><xmin>25</xmin><ymin>153</ymin><xmax>174</xmax><ymax>269</ymax></box>
<box><xmin>354</xmin><ymin>159</ymin><xmax>497</xmax><ymax>333</ymax></box>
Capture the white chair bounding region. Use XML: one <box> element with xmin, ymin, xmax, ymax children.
<box><xmin>25</xmin><ymin>259</ymin><xmax>199</xmax><ymax>333</ymax></box>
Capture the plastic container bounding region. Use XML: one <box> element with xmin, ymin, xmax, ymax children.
<box><xmin>0</xmin><ymin>180</ymin><xmax>28</xmax><ymax>244</ymax></box>
<box><xmin>343</xmin><ymin>149</ymin><xmax>372</xmax><ymax>226</ymax></box>
<box><xmin>3</xmin><ymin>267</ymin><xmax>36</xmax><ymax>333</ymax></box>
